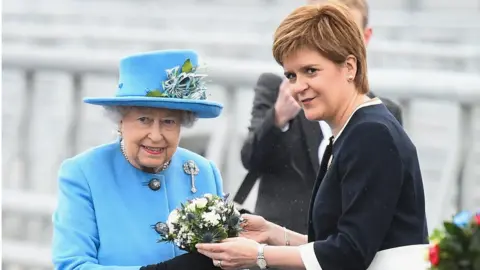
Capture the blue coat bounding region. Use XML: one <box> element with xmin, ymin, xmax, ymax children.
<box><xmin>52</xmin><ymin>140</ymin><xmax>224</xmax><ymax>270</ymax></box>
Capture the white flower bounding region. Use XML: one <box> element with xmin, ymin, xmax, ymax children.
<box><xmin>194</xmin><ymin>198</ymin><xmax>208</xmax><ymax>209</ymax></box>
<box><xmin>202</xmin><ymin>211</ymin><xmax>221</xmax><ymax>226</ymax></box>
<box><xmin>204</xmin><ymin>193</ymin><xmax>213</xmax><ymax>200</ymax></box>
<box><xmin>168</xmin><ymin>209</ymin><xmax>180</xmax><ymax>225</ymax></box>
<box><xmin>214</xmin><ymin>203</ymin><xmax>226</xmax><ymax>213</ymax></box>
<box><xmin>187</xmin><ymin>202</ymin><xmax>197</xmax><ymax>212</ymax></box>
<box><xmin>167</xmin><ymin>209</ymin><xmax>180</xmax><ymax>232</ymax></box>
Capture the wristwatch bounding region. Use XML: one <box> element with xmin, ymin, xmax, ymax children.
<box><xmin>256</xmin><ymin>244</ymin><xmax>269</xmax><ymax>269</ymax></box>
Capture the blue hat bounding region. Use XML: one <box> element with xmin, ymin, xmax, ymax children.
<box><xmin>83</xmin><ymin>49</ymin><xmax>223</xmax><ymax>118</ymax></box>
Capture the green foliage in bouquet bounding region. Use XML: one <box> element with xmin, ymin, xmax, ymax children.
<box><xmin>427</xmin><ymin>210</ymin><xmax>480</xmax><ymax>270</ymax></box>
<box><xmin>153</xmin><ymin>193</ymin><xmax>245</xmax><ymax>253</ymax></box>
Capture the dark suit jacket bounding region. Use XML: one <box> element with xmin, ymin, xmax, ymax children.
<box><xmin>308</xmin><ymin>103</ymin><xmax>428</xmax><ymax>269</ymax></box>
<box><xmin>238</xmin><ymin>73</ymin><xmax>403</xmax><ymax>234</ymax></box>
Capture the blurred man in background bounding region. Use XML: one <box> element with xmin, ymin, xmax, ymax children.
<box><xmin>234</xmin><ymin>0</ymin><xmax>403</xmax><ymax>235</ymax></box>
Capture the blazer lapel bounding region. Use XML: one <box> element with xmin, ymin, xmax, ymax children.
<box><xmin>298</xmin><ymin>111</ymin><xmax>322</xmax><ymax>173</ymax></box>
<box><xmin>307</xmin><ymin>136</ymin><xmax>333</xmax><ymax>241</ymax></box>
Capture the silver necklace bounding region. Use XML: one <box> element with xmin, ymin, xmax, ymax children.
<box><xmin>120</xmin><ymin>140</ymin><xmax>171</xmax><ymax>173</ymax></box>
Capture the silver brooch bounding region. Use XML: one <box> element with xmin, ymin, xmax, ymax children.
<box><xmin>183</xmin><ymin>160</ymin><xmax>199</xmax><ymax>193</ymax></box>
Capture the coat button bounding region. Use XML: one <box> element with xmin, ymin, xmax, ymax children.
<box><xmin>148</xmin><ymin>178</ymin><xmax>161</xmax><ymax>191</ymax></box>
<box><xmin>153</xmin><ymin>222</ymin><xmax>168</xmax><ymax>235</ymax></box>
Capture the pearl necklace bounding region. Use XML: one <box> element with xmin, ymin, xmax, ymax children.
<box><xmin>120</xmin><ymin>140</ymin><xmax>171</xmax><ymax>173</ymax></box>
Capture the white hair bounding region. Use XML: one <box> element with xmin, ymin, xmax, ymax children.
<box><xmin>103</xmin><ymin>106</ymin><xmax>198</xmax><ymax>128</ymax></box>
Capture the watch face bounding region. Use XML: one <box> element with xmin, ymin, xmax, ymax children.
<box><xmin>257</xmin><ymin>259</ymin><xmax>267</xmax><ymax>269</ymax></box>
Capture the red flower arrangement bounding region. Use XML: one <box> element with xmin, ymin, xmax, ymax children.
<box><xmin>429</xmin><ymin>243</ymin><xmax>440</xmax><ymax>266</ymax></box>
<box><xmin>427</xmin><ymin>211</ymin><xmax>480</xmax><ymax>270</ymax></box>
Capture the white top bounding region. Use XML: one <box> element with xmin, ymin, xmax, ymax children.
<box><xmin>299</xmin><ymin>243</ymin><xmax>430</xmax><ymax>269</ymax></box>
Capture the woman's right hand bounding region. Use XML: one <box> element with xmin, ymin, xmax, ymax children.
<box><xmin>239</xmin><ymin>214</ymin><xmax>275</xmax><ymax>245</ymax></box>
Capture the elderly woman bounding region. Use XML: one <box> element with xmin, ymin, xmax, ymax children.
<box><xmin>196</xmin><ymin>3</ymin><xmax>429</xmax><ymax>270</ymax></box>
<box><xmin>52</xmin><ymin>50</ymin><xmax>223</xmax><ymax>270</ymax></box>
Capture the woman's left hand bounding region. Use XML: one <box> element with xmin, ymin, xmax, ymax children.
<box><xmin>196</xmin><ymin>237</ymin><xmax>259</xmax><ymax>269</ymax></box>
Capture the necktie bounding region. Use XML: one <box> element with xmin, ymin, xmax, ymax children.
<box><xmin>312</xmin><ymin>136</ymin><xmax>334</xmax><ymax>198</ymax></box>
<box><xmin>319</xmin><ymin>136</ymin><xmax>334</xmax><ymax>176</ymax></box>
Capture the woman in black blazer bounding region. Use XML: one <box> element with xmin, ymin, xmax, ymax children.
<box><xmin>196</xmin><ymin>3</ymin><xmax>429</xmax><ymax>270</ymax></box>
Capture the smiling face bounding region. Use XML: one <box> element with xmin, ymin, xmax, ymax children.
<box><xmin>283</xmin><ymin>47</ymin><xmax>358</xmax><ymax>122</ymax></box>
<box><xmin>272</xmin><ymin>3</ymin><xmax>370</xmax><ymax>122</ymax></box>
<box><xmin>119</xmin><ymin>107</ymin><xmax>182</xmax><ymax>172</ymax></box>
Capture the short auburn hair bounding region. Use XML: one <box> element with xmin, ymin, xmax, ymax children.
<box><xmin>272</xmin><ymin>2</ymin><xmax>369</xmax><ymax>94</ymax></box>
<box><xmin>308</xmin><ymin>0</ymin><xmax>369</xmax><ymax>28</ymax></box>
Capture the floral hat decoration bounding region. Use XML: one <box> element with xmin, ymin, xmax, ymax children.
<box><xmin>83</xmin><ymin>49</ymin><xmax>223</xmax><ymax>118</ymax></box>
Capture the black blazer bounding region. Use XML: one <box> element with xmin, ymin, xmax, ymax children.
<box><xmin>236</xmin><ymin>73</ymin><xmax>404</xmax><ymax>234</ymax></box>
<box><xmin>308</xmin><ymin>102</ymin><xmax>428</xmax><ymax>269</ymax></box>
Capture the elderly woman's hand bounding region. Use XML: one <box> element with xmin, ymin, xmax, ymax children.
<box><xmin>239</xmin><ymin>214</ymin><xmax>272</xmax><ymax>244</ymax></box>
<box><xmin>196</xmin><ymin>237</ymin><xmax>259</xmax><ymax>270</ymax></box>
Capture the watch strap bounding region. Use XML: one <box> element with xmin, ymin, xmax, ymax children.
<box><xmin>257</xmin><ymin>244</ymin><xmax>268</xmax><ymax>269</ymax></box>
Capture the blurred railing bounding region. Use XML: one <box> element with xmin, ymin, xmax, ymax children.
<box><xmin>2</xmin><ymin>46</ymin><xmax>480</xmax><ymax>269</ymax></box>
<box><xmin>3</xmin><ymin>4</ymin><xmax>480</xmax><ymax>66</ymax></box>
<box><xmin>3</xmin><ymin>21</ymin><xmax>480</xmax><ymax>72</ymax></box>
<box><xmin>3</xmin><ymin>3</ymin><xmax>480</xmax><ymax>32</ymax></box>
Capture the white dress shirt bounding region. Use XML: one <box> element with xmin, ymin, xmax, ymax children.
<box><xmin>317</xmin><ymin>121</ymin><xmax>332</xmax><ymax>165</ymax></box>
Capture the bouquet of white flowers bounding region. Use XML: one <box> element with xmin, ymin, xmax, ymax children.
<box><xmin>153</xmin><ymin>193</ymin><xmax>245</xmax><ymax>252</ymax></box>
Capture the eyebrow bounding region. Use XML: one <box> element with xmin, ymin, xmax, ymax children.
<box><xmin>162</xmin><ymin>114</ymin><xmax>180</xmax><ymax>118</ymax></box>
<box><xmin>135</xmin><ymin>109</ymin><xmax>153</xmax><ymax>115</ymax></box>
<box><xmin>135</xmin><ymin>108</ymin><xmax>179</xmax><ymax>117</ymax></box>
<box><xmin>284</xmin><ymin>64</ymin><xmax>320</xmax><ymax>75</ymax></box>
